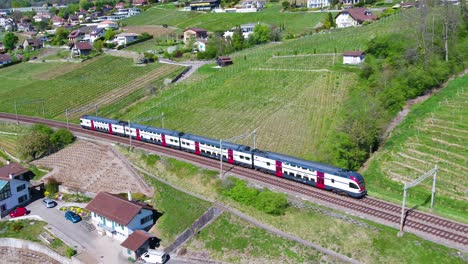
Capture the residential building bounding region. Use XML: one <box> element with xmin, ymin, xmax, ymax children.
<box><xmin>88</xmin><ymin>27</ymin><xmax>105</xmax><ymax>43</ymax></box>
<box><xmin>97</xmin><ymin>20</ymin><xmax>119</xmax><ymax>29</ymax></box>
<box><xmin>0</xmin><ymin>163</ymin><xmax>32</xmax><ymax>217</ymax></box>
<box><xmin>115</xmin><ymin>2</ymin><xmax>126</xmax><ymax>9</ymax></box>
<box><xmin>340</xmin><ymin>0</ymin><xmax>360</xmax><ymax>5</ymax></box>
<box><xmin>343</xmin><ymin>50</ymin><xmax>365</xmax><ymax>64</ymax></box>
<box><xmin>133</xmin><ymin>0</ymin><xmax>149</xmax><ymax>6</ymax></box>
<box><xmin>85</xmin><ymin>192</ymin><xmax>155</xmax><ymax>242</ymax></box>
<box><xmin>183</xmin><ymin>28</ymin><xmax>208</xmax><ymax>44</ymax></box>
<box><xmin>51</xmin><ymin>16</ymin><xmax>65</xmax><ymax>27</ymax></box>
<box><xmin>22</xmin><ymin>39</ymin><xmax>42</xmax><ymax>50</ymax></box>
<box><xmin>69</xmin><ymin>30</ymin><xmax>85</xmax><ymax>42</ymax></box>
<box><xmin>120</xmin><ymin>230</ymin><xmax>159</xmax><ymax>260</ymax></box>
<box><xmin>335</xmin><ymin>7</ymin><xmax>377</xmax><ymax>28</ymax></box>
<box><xmin>189</xmin><ymin>0</ymin><xmax>220</xmax><ymax>11</ymax></box>
<box><xmin>195</xmin><ymin>39</ymin><xmax>207</xmax><ymax>52</ymax></box>
<box><xmin>0</xmin><ymin>42</ymin><xmax>4</xmax><ymax>53</ymax></box>
<box><xmin>224</xmin><ymin>23</ymin><xmax>256</xmax><ymax>39</ymax></box>
<box><xmin>71</xmin><ymin>42</ymin><xmax>93</xmax><ymax>57</ymax></box>
<box><xmin>307</xmin><ymin>0</ymin><xmax>331</xmax><ymax>8</ymax></box>
<box><xmin>114</xmin><ymin>33</ymin><xmax>139</xmax><ymax>46</ymax></box>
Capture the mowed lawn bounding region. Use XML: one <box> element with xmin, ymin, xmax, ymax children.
<box><xmin>363</xmin><ymin>75</ymin><xmax>468</xmax><ymax>223</ymax></box>
<box><xmin>0</xmin><ymin>56</ymin><xmax>182</xmax><ymax>119</ymax></box>
<box><xmin>124</xmin><ymin>4</ymin><xmax>325</xmax><ymax>35</ymax></box>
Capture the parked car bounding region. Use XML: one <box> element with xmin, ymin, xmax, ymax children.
<box><xmin>141</xmin><ymin>250</ymin><xmax>168</xmax><ymax>264</ymax></box>
<box><xmin>42</xmin><ymin>198</ymin><xmax>57</xmax><ymax>208</ymax></box>
<box><xmin>9</xmin><ymin>207</ymin><xmax>28</xmax><ymax>218</ymax></box>
<box><xmin>64</xmin><ymin>211</ymin><xmax>81</xmax><ymax>223</ymax></box>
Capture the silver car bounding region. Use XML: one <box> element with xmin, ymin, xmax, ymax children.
<box><xmin>42</xmin><ymin>199</ymin><xmax>56</xmax><ymax>208</ymax></box>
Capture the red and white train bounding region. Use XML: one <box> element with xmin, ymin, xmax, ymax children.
<box><xmin>80</xmin><ymin>115</ymin><xmax>367</xmax><ymax>198</ymax></box>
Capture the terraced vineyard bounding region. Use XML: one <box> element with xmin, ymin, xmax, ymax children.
<box><xmin>363</xmin><ymin>75</ymin><xmax>468</xmax><ymax>222</ymax></box>
<box><xmin>0</xmin><ymin>56</ymin><xmax>183</xmax><ymax>119</ymax></box>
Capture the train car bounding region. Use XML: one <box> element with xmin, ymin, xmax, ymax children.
<box><xmin>179</xmin><ymin>133</ymin><xmax>253</xmax><ymax>167</ymax></box>
<box><xmin>252</xmin><ymin>150</ymin><xmax>366</xmax><ymax>198</ymax></box>
<box><xmin>126</xmin><ymin>123</ymin><xmax>182</xmax><ymax>149</ymax></box>
<box><xmin>80</xmin><ymin>115</ymin><xmax>126</xmax><ymax>135</ymax></box>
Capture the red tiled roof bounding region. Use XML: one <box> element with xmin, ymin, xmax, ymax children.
<box><xmin>340</xmin><ymin>8</ymin><xmax>377</xmax><ymax>23</ymax></box>
<box><xmin>120</xmin><ymin>230</ymin><xmax>154</xmax><ymax>251</ymax></box>
<box><xmin>85</xmin><ymin>192</ymin><xmax>153</xmax><ymax>226</ymax></box>
<box><xmin>185</xmin><ymin>27</ymin><xmax>207</xmax><ymax>33</ymax></box>
<box><xmin>25</xmin><ymin>38</ymin><xmax>42</xmax><ymax>47</ymax></box>
<box><xmin>343</xmin><ymin>50</ymin><xmax>365</xmax><ymax>56</ymax></box>
<box><xmin>74</xmin><ymin>42</ymin><xmax>92</xmax><ymax>50</ymax></box>
<box><xmin>0</xmin><ymin>163</ymin><xmax>28</xmax><ymax>180</ymax></box>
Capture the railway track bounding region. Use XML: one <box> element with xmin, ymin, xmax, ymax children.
<box><xmin>1</xmin><ymin>113</ymin><xmax>467</xmax><ymax>252</ymax></box>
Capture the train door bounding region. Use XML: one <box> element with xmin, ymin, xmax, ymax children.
<box><xmin>108</xmin><ymin>123</ymin><xmax>113</xmax><ymax>134</ymax></box>
<box><xmin>136</xmin><ymin>129</ymin><xmax>141</xmax><ymax>141</ymax></box>
<box><xmin>275</xmin><ymin>160</ymin><xmax>283</xmax><ymax>177</ymax></box>
<box><xmin>227</xmin><ymin>149</ymin><xmax>234</xmax><ymax>164</ymax></box>
<box><xmin>90</xmin><ymin>120</ymin><xmax>95</xmax><ymax>131</ymax></box>
<box><xmin>195</xmin><ymin>142</ymin><xmax>200</xmax><ymax>155</ymax></box>
<box><xmin>161</xmin><ymin>134</ymin><xmax>167</xmax><ymax>147</ymax></box>
<box><xmin>316</xmin><ymin>171</ymin><xmax>325</xmax><ymax>189</ymax></box>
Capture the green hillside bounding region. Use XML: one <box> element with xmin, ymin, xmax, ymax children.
<box><xmin>113</xmin><ymin>14</ymin><xmax>407</xmax><ymax>162</ymax></box>
<box><xmin>123</xmin><ymin>4</ymin><xmax>325</xmax><ymax>36</ymax></box>
<box><xmin>363</xmin><ymin>75</ymin><xmax>468</xmax><ymax>223</ymax></box>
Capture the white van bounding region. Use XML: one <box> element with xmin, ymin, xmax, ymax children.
<box><xmin>141</xmin><ymin>250</ymin><xmax>168</xmax><ymax>264</ymax></box>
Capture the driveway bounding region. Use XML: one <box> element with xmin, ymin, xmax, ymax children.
<box><xmin>24</xmin><ymin>199</ymin><xmax>127</xmax><ymax>264</ymax></box>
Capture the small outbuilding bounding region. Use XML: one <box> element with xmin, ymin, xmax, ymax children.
<box><xmin>217</xmin><ymin>56</ymin><xmax>233</xmax><ymax>67</ymax></box>
<box><xmin>71</xmin><ymin>42</ymin><xmax>93</xmax><ymax>57</ymax></box>
<box><xmin>0</xmin><ymin>53</ymin><xmax>11</xmax><ymax>66</ymax></box>
<box><xmin>343</xmin><ymin>51</ymin><xmax>365</xmax><ymax>65</ymax></box>
<box><xmin>120</xmin><ymin>230</ymin><xmax>159</xmax><ymax>260</ymax></box>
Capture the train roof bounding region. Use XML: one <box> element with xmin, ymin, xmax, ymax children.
<box><xmin>180</xmin><ymin>133</ymin><xmax>252</xmax><ymax>152</ymax></box>
<box><xmin>254</xmin><ymin>150</ymin><xmax>353</xmax><ymax>177</ymax></box>
<box><xmin>82</xmin><ymin>115</ymin><xmax>121</xmax><ymax>125</ymax></box>
<box><xmin>129</xmin><ymin>123</ymin><xmax>181</xmax><ymax>137</ymax></box>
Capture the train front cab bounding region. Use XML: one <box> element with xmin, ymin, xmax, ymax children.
<box><xmin>347</xmin><ymin>172</ymin><xmax>366</xmax><ymax>198</ymax></box>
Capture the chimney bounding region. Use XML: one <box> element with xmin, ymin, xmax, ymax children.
<box><xmin>127</xmin><ymin>191</ymin><xmax>132</xmax><ymax>201</ymax></box>
<box><xmin>9</xmin><ymin>173</ymin><xmax>14</xmax><ymax>179</ymax></box>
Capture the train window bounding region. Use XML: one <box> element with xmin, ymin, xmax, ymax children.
<box><xmin>245</xmin><ymin>157</ymin><xmax>250</xmax><ymax>161</ymax></box>
<box><xmin>311</xmin><ymin>179</ymin><xmax>315</xmax><ymax>182</ymax></box>
<box><xmin>240</xmin><ymin>156</ymin><xmax>244</xmax><ymax>159</ymax></box>
<box><xmin>266</xmin><ymin>162</ymin><xmax>271</xmax><ymax>166</ymax></box>
<box><xmin>175</xmin><ymin>140</ymin><xmax>178</xmax><ymax>143</ymax></box>
<box><xmin>284</xmin><ymin>170</ymin><xmax>288</xmax><ymax>174</ymax></box>
<box><xmin>289</xmin><ymin>172</ymin><xmax>294</xmax><ymax>176</ymax></box>
<box><xmin>349</xmin><ymin>183</ymin><xmax>359</xmax><ymax>189</ymax></box>
<box><xmin>331</xmin><ymin>179</ymin><xmax>335</xmax><ymax>183</ymax></box>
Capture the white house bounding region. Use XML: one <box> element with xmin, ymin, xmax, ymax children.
<box><xmin>307</xmin><ymin>0</ymin><xmax>331</xmax><ymax>8</ymax></box>
<box><xmin>114</xmin><ymin>33</ymin><xmax>139</xmax><ymax>46</ymax></box>
<box><xmin>343</xmin><ymin>50</ymin><xmax>365</xmax><ymax>64</ymax></box>
<box><xmin>195</xmin><ymin>39</ymin><xmax>207</xmax><ymax>52</ymax></box>
<box><xmin>335</xmin><ymin>8</ymin><xmax>377</xmax><ymax>28</ymax></box>
<box><xmin>87</xmin><ymin>27</ymin><xmax>105</xmax><ymax>43</ymax></box>
<box><xmin>223</xmin><ymin>23</ymin><xmax>256</xmax><ymax>39</ymax></box>
<box><xmin>85</xmin><ymin>192</ymin><xmax>155</xmax><ymax>242</ymax></box>
<box><xmin>97</xmin><ymin>20</ymin><xmax>119</xmax><ymax>29</ymax></box>
<box><xmin>0</xmin><ymin>163</ymin><xmax>32</xmax><ymax>217</ymax></box>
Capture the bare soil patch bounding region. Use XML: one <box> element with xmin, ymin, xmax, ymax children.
<box><xmin>33</xmin><ymin>139</ymin><xmax>150</xmax><ymax>195</ymax></box>
<box><xmin>122</xmin><ymin>25</ymin><xmax>175</xmax><ymax>37</ymax></box>
<box><xmin>33</xmin><ymin>57</ymin><xmax>99</xmax><ymax>81</ymax></box>
<box><xmin>0</xmin><ymin>247</ymin><xmax>60</xmax><ymax>264</ymax></box>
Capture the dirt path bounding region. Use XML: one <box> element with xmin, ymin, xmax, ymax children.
<box><xmin>158</xmin><ymin>58</ymin><xmax>214</xmax><ymax>83</ymax></box>
<box><xmin>361</xmin><ymin>69</ymin><xmax>468</xmax><ymax>170</ymax></box>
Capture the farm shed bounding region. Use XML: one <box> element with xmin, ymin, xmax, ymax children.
<box><xmin>71</xmin><ymin>42</ymin><xmax>93</xmax><ymax>57</ymax></box>
<box><xmin>120</xmin><ymin>230</ymin><xmax>159</xmax><ymax>260</ymax></box>
<box><xmin>343</xmin><ymin>51</ymin><xmax>365</xmax><ymax>65</ymax></box>
<box><xmin>217</xmin><ymin>56</ymin><xmax>233</xmax><ymax>67</ymax></box>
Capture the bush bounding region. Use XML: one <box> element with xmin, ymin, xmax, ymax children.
<box><xmin>65</xmin><ymin>247</ymin><xmax>76</xmax><ymax>258</ymax></box>
<box><xmin>11</xmin><ymin>222</ymin><xmax>24</xmax><ymax>231</ymax></box>
<box><xmin>45</xmin><ymin>177</ymin><xmax>60</xmax><ymax>195</ymax></box>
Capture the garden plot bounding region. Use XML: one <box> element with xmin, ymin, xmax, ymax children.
<box><xmin>33</xmin><ymin>140</ymin><xmax>148</xmax><ymax>195</ymax></box>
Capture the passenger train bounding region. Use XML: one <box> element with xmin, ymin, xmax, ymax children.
<box><xmin>80</xmin><ymin>115</ymin><xmax>367</xmax><ymax>198</ymax></box>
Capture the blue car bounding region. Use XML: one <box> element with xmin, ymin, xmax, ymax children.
<box><xmin>65</xmin><ymin>211</ymin><xmax>81</xmax><ymax>223</ymax></box>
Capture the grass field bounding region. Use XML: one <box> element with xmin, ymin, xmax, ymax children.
<box><xmin>0</xmin><ymin>56</ymin><xmax>184</xmax><ymax>119</ymax></box>
<box><xmin>120</xmin><ymin>147</ymin><xmax>467</xmax><ymax>263</ymax></box>
<box><xmin>124</xmin><ymin>4</ymin><xmax>325</xmax><ymax>35</ymax></box>
<box><xmin>186</xmin><ymin>213</ymin><xmax>340</xmax><ymax>263</ymax></box>
<box><xmin>363</xmin><ymin>75</ymin><xmax>468</xmax><ymax>223</ymax></box>
<box><xmin>144</xmin><ymin>174</ymin><xmax>211</xmax><ymax>247</ymax></box>
<box><xmin>0</xmin><ymin>122</ymin><xmax>29</xmax><ymax>159</ymax></box>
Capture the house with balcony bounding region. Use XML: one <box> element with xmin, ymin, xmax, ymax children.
<box><xmin>85</xmin><ymin>192</ymin><xmax>155</xmax><ymax>242</ymax></box>
<box><xmin>0</xmin><ymin>163</ymin><xmax>32</xmax><ymax>217</ymax></box>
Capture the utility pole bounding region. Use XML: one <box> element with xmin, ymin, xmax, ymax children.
<box><xmin>398</xmin><ymin>166</ymin><xmax>438</xmax><ymax>237</ymax></box>
<box><xmin>14</xmin><ymin>101</ymin><xmax>18</xmax><ymax>124</ymax></box>
<box><xmin>127</xmin><ymin>113</ymin><xmax>166</xmax><ymax>150</ymax></box>
<box><xmin>65</xmin><ymin>109</ymin><xmax>69</xmax><ymax>130</ymax></box>
<box><xmin>219</xmin><ymin>129</ymin><xmax>257</xmax><ymax>179</ymax></box>
<box><xmin>129</xmin><ymin>120</ymin><xmax>132</xmax><ymax>149</ymax></box>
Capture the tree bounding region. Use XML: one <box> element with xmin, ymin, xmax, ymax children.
<box><xmin>79</xmin><ymin>0</ymin><xmax>92</xmax><ymax>10</ymax></box>
<box><xmin>231</xmin><ymin>26</ymin><xmax>244</xmax><ymax>51</ymax></box>
<box><xmin>255</xmin><ymin>190</ymin><xmax>288</xmax><ymax>215</ymax></box>
<box><xmin>323</xmin><ymin>12</ymin><xmax>336</xmax><ymax>29</ymax></box>
<box><xmin>104</xmin><ymin>29</ymin><xmax>116</xmax><ymax>41</ymax></box>
<box><xmin>3</xmin><ymin>32</ymin><xmax>19</xmax><ymax>51</ymax></box>
<box><xmin>251</xmin><ymin>24</ymin><xmax>271</xmax><ymax>44</ymax></box>
<box><xmin>50</xmin><ymin>128</ymin><xmax>74</xmax><ymax>151</ymax></box>
<box><xmin>331</xmin><ymin>0</ymin><xmax>339</xmax><ymax>7</ymax></box>
<box><xmin>282</xmin><ymin>1</ymin><xmax>290</xmax><ymax>9</ymax></box>
<box><xmin>18</xmin><ymin>127</ymin><xmax>52</xmax><ymax>160</ymax></box>
<box><xmin>52</xmin><ymin>27</ymin><xmax>69</xmax><ymax>45</ymax></box>
<box><xmin>93</xmin><ymin>39</ymin><xmax>103</xmax><ymax>52</ymax></box>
